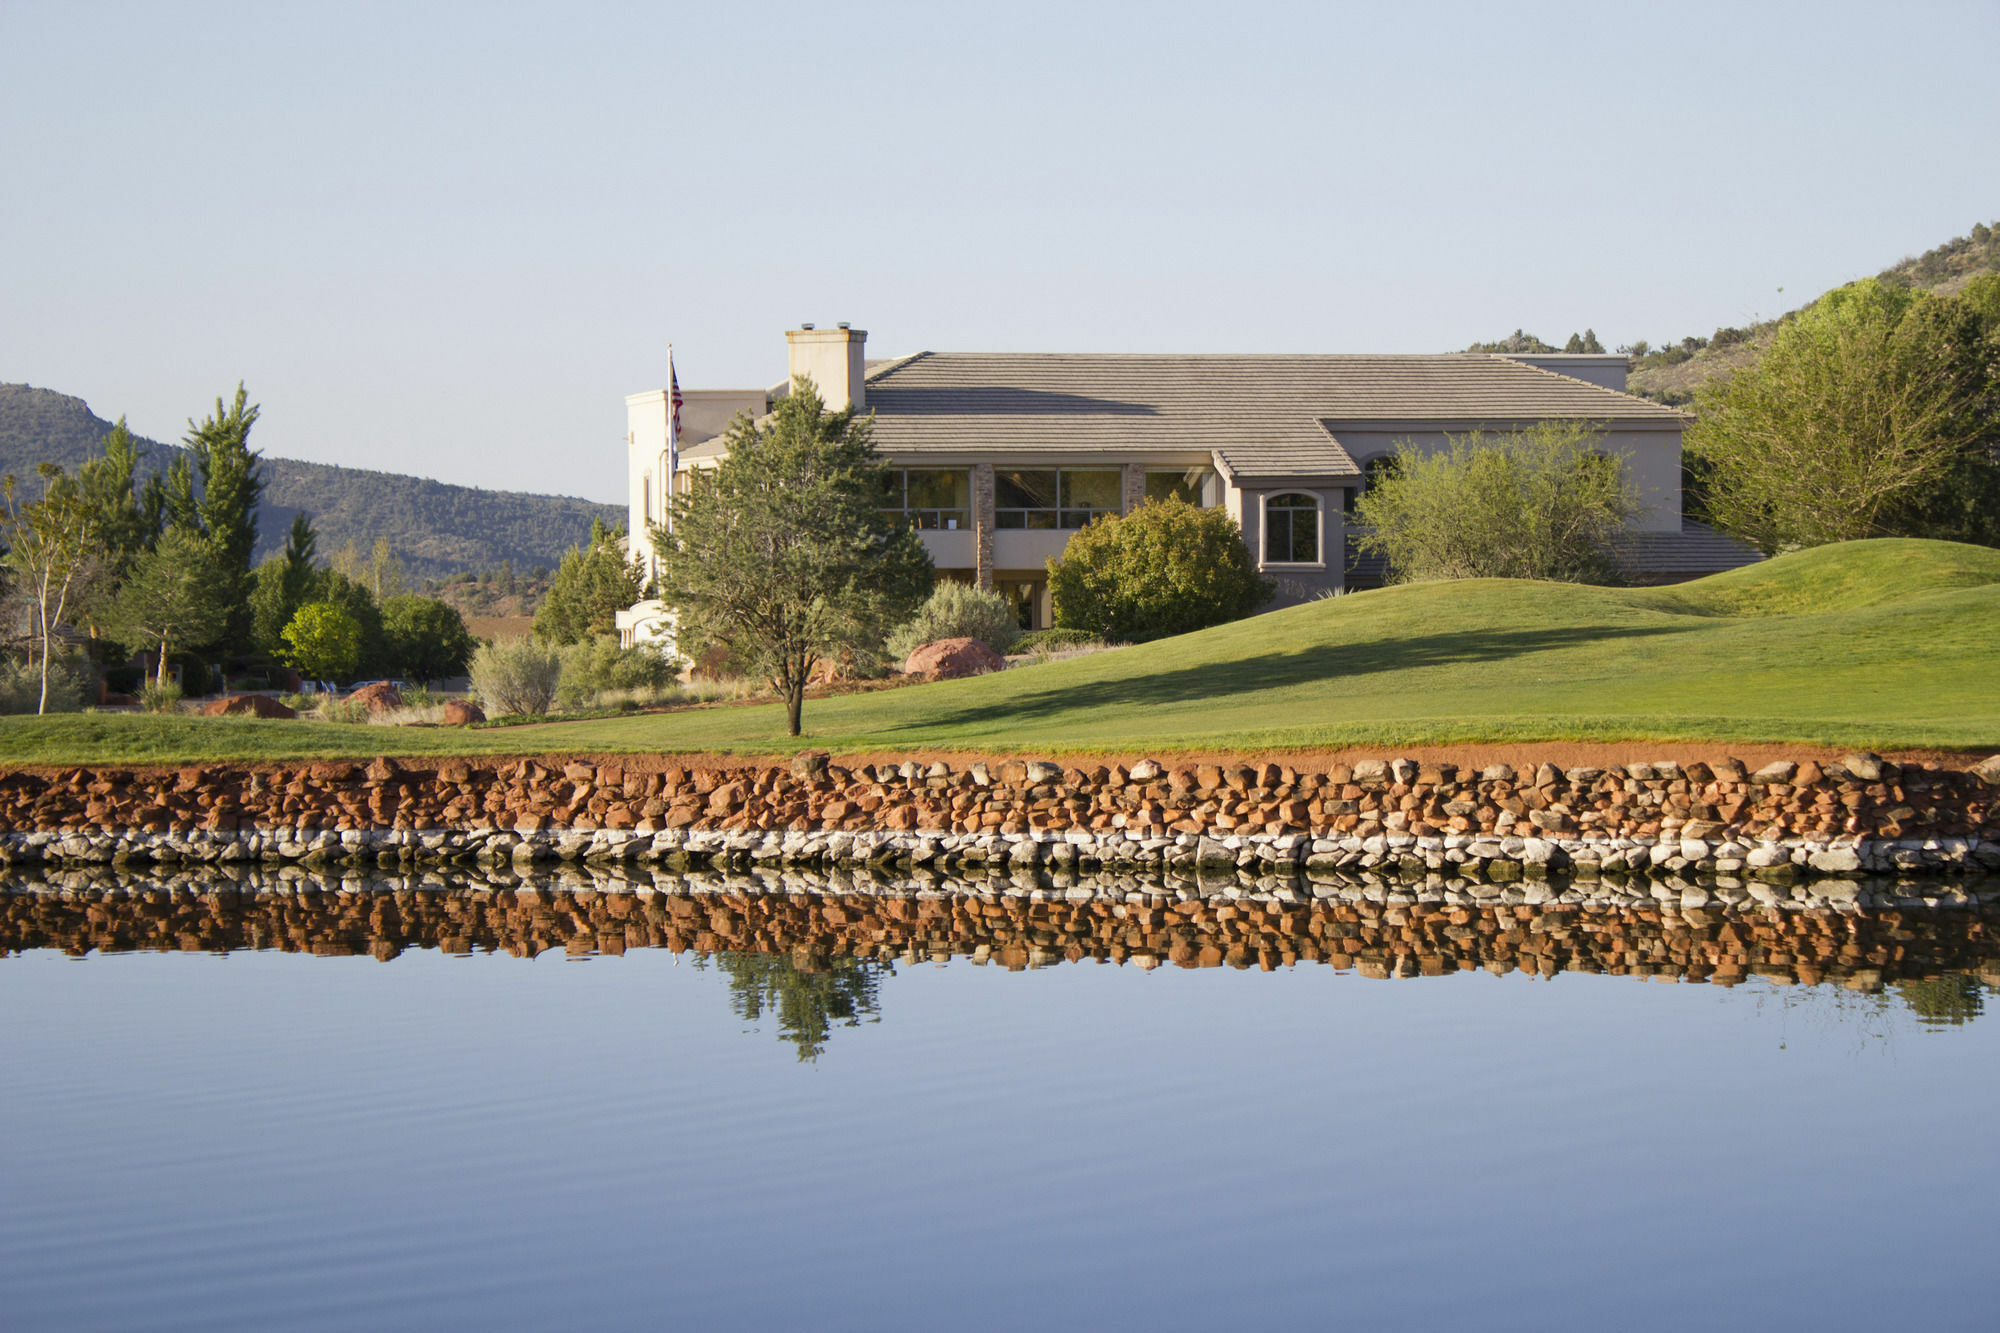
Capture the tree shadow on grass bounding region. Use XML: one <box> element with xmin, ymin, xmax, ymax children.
<box><xmin>875</xmin><ymin>622</ymin><xmax>1689</xmax><ymax>737</ymax></box>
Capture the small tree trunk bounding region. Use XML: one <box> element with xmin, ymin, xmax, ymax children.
<box><xmin>156</xmin><ymin>632</ymin><xmax>172</xmax><ymax>689</ymax></box>
<box><xmin>36</xmin><ymin>610</ymin><xmax>50</xmax><ymax>716</ymax></box>
<box><xmin>785</xmin><ymin>678</ymin><xmax>804</xmax><ymax>737</ymax></box>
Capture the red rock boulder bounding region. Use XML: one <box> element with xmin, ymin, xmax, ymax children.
<box><xmin>903</xmin><ymin>637</ymin><xmax>1005</xmax><ymax>681</ymax></box>
<box><xmin>201</xmin><ymin>694</ymin><xmax>297</xmax><ymax>719</ymax></box>
<box><xmin>348</xmin><ymin>682</ymin><xmax>405</xmax><ymax>713</ymax></box>
<box><xmin>442</xmin><ymin>699</ymin><xmax>486</xmax><ymax>726</ymax></box>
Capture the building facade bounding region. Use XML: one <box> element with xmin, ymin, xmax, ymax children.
<box><xmin>616</xmin><ymin>325</ymin><xmax>1754</xmax><ymax>648</ymax></box>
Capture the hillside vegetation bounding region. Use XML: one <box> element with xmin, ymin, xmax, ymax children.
<box><xmin>3</xmin><ymin>540</ymin><xmax>1994</xmax><ymax>763</ymax></box>
<box><xmin>1624</xmin><ymin>219</ymin><xmax>2000</xmax><ymax>405</ymax></box>
<box><xmin>0</xmin><ymin>383</ymin><xmax>620</xmax><ymax>581</ymax></box>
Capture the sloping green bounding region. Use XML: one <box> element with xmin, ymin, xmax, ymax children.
<box><xmin>3</xmin><ymin>540</ymin><xmax>1996</xmax><ymax>764</ymax></box>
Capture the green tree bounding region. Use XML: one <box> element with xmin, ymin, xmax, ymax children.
<box><xmin>1688</xmin><ymin>277</ymin><xmax>2000</xmax><ymax>552</ymax></box>
<box><xmin>103</xmin><ymin>527</ymin><xmax>230</xmax><ymax>687</ymax></box>
<box><xmin>316</xmin><ymin>569</ymin><xmax>386</xmax><ymax>676</ymax></box>
<box><xmin>162</xmin><ymin>384</ymin><xmax>264</xmax><ymax>647</ymax></box>
<box><xmin>1</xmin><ymin>464</ymin><xmax>106</xmax><ymax>714</ymax></box>
<box><xmin>534</xmin><ymin>518</ymin><xmax>645</xmax><ymax>644</ymax></box>
<box><xmin>381</xmin><ymin>594</ymin><xmax>478</xmax><ymax>684</ymax></box>
<box><xmin>651</xmin><ymin>379</ymin><xmax>933</xmax><ymax>736</ymax></box>
<box><xmin>76</xmin><ymin>417</ymin><xmax>159</xmax><ymax>580</ymax></box>
<box><xmin>1048</xmin><ymin>498</ymin><xmax>1271</xmax><ymax>641</ymax></box>
<box><xmin>280</xmin><ymin>602</ymin><xmax>364</xmax><ymax>682</ymax></box>
<box><xmin>1352</xmin><ymin>421</ymin><xmax>1638</xmax><ymax>582</ymax></box>
<box><xmin>249</xmin><ymin>513</ymin><xmax>323</xmax><ymax>658</ymax></box>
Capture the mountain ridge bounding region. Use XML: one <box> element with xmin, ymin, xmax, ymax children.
<box><xmin>0</xmin><ymin>381</ymin><xmax>621</xmax><ymax>582</ymax></box>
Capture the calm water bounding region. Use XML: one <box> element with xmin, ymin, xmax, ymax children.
<box><xmin>4</xmin><ymin>869</ymin><xmax>1998</xmax><ymax>1332</ymax></box>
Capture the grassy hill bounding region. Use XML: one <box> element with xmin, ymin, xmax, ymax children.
<box><xmin>4</xmin><ymin>539</ymin><xmax>1995</xmax><ymax>764</ymax></box>
<box><xmin>0</xmin><ymin>382</ymin><xmax>620</xmax><ymax>582</ymax></box>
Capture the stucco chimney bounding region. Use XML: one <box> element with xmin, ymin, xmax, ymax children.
<box><xmin>785</xmin><ymin>324</ymin><xmax>867</xmax><ymax>411</ymax></box>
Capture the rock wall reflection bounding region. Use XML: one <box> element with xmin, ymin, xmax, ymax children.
<box><xmin>5</xmin><ymin>865</ymin><xmax>1997</xmax><ymax>998</ymax></box>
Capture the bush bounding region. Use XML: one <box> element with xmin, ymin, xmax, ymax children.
<box><xmin>1354</xmin><ymin>421</ymin><xmax>1637</xmax><ymax>582</ymax></box>
<box><xmin>1011</xmin><ymin>628</ymin><xmax>1105</xmax><ymax>655</ymax></box>
<box><xmin>886</xmin><ymin>582</ymin><xmax>1024</xmax><ymax>661</ymax></box>
<box><xmin>468</xmin><ymin>637</ymin><xmax>564</xmax><ymax>717</ymax></box>
<box><xmin>1048</xmin><ymin>499</ymin><xmax>1272</xmax><ymax>642</ymax></box>
<box><xmin>0</xmin><ymin>655</ymin><xmax>92</xmax><ymax>715</ymax></box>
<box><xmin>139</xmin><ymin>680</ymin><xmax>183</xmax><ymax>714</ymax></box>
<box><xmin>556</xmin><ymin>637</ymin><xmax>679</xmax><ymax>710</ymax></box>
<box><xmin>316</xmin><ymin>697</ymin><xmax>370</xmax><ymax>725</ymax></box>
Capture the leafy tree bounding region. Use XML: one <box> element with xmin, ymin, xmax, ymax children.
<box><xmin>534</xmin><ymin>518</ymin><xmax>645</xmax><ymax>644</ymax></box>
<box><xmin>317</xmin><ymin>569</ymin><xmax>386</xmax><ymax>676</ymax></box>
<box><xmin>76</xmin><ymin>417</ymin><xmax>159</xmax><ymax>580</ymax></box>
<box><xmin>281</xmin><ymin>602</ymin><xmax>364</xmax><ymax>682</ymax></box>
<box><xmin>1048</xmin><ymin>497</ymin><xmax>1271</xmax><ymax>641</ymax></box>
<box><xmin>1</xmin><ymin>464</ymin><xmax>105</xmax><ymax>713</ymax></box>
<box><xmin>1688</xmin><ymin>277</ymin><xmax>2000</xmax><ymax>552</ymax></box>
<box><xmin>103</xmin><ymin>527</ymin><xmax>230</xmax><ymax>687</ymax></box>
<box><xmin>162</xmin><ymin>384</ymin><xmax>264</xmax><ymax>647</ymax></box>
<box><xmin>652</xmin><ymin>378</ymin><xmax>933</xmax><ymax>736</ymax></box>
<box><xmin>249</xmin><ymin>513</ymin><xmax>323</xmax><ymax>658</ymax></box>
<box><xmin>381</xmin><ymin>594</ymin><xmax>478</xmax><ymax>684</ymax></box>
<box><xmin>1353</xmin><ymin>421</ymin><xmax>1639</xmax><ymax>582</ymax></box>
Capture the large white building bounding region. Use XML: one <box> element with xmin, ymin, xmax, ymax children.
<box><xmin>616</xmin><ymin>324</ymin><xmax>1756</xmax><ymax>648</ymax></box>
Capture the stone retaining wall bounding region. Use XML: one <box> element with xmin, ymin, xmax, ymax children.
<box><xmin>3</xmin><ymin>750</ymin><xmax>1997</xmax><ymax>879</ymax></box>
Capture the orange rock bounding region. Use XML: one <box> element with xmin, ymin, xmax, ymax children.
<box><xmin>200</xmin><ymin>694</ymin><xmax>297</xmax><ymax>719</ymax></box>
<box><xmin>903</xmin><ymin>637</ymin><xmax>1004</xmax><ymax>680</ymax></box>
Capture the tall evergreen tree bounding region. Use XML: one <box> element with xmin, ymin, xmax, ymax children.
<box><xmin>164</xmin><ymin>384</ymin><xmax>264</xmax><ymax>650</ymax></box>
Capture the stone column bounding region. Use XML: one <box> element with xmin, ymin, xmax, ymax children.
<box><xmin>972</xmin><ymin>462</ymin><xmax>996</xmax><ymax>590</ymax></box>
<box><xmin>1122</xmin><ymin>462</ymin><xmax>1145</xmax><ymax>514</ymax></box>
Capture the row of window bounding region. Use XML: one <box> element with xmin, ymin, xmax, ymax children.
<box><xmin>877</xmin><ymin>467</ymin><xmax>1229</xmax><ymax>532</ymax></box>
<box><xmin>876</xmin><ymin>467</ymin><xmax>1327</xmax><ymax>563</ymax></box>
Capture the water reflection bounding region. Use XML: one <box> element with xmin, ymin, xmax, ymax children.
<box><xmin>698</xmin><ymin>951</ymin><xmax>889</xmax><ymax>1062</ymax></box>
<box><xmin>4</xmin><ymin>864</ymin><xmax>1997</xmax><ymax>1055</ymax></box>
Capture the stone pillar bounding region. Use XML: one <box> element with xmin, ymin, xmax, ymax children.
<box><xmin>973</xmin><ymin>462</ymin><xmax>996</xmax><ymax>590</ymax></box>
<box><xmin>1122</xmin><ymin>463</ymin><xmax>1145</xmax><ymax>514</ymax></box>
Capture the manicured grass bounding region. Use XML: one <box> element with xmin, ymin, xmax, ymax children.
<box><xmin>5</xmin><ymin>539</ymin><xmax>1998</xmax><ymax>765</ymax></box>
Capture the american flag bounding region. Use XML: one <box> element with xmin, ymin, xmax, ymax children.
<box><xmin>668</xmin><ymin>349</ymin><xmax>684</xmax><ymax>444</ymax></box>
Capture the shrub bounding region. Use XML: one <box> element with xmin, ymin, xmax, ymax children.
<box><xmin>556</xmin><ymin>637</ymin><xmax>678</xmax><ymax>710</ymax></box>
<box><xmin>139</xmin><ymin>680</ymin><xmax>183</xmax><ymax>714</ymax></box>
<box><xmin>316</xmin><ymin>697</ymin><xmax>370</xmax><ymax>725</ymax></box>
<box><xmin>0</xmin><ymin>655</ymin><xmax>91</xmax><ymax>714</ymax></box>
<box><xmin>469</xmin><ymin>637</ymin><xmax>564</xmax><ymax>717</ymax></box>
<box><xmin>1353</xmin><ymin>421</ymin><xmax>1637</xmax><ymax>582</ymax></box>
<box><xmin>1048</xmin><ymin>499</ymin><xmax>1272</xmax><ymax>642</ymax></box>
<box><xmin>886</xmin><ymin>582</ymin><xmax>1024</xmax><ymax>661</ymax></box>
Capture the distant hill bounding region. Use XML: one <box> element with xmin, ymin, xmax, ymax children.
<box><xmin>1463</xmin><ymin>220</ymin><xmax>2000</xmax><ymax>407</ymax></box>
<box><xmin>0</xmin><ymin>382</ymin><xmax>621</xmax><ymax>582</ymax></box>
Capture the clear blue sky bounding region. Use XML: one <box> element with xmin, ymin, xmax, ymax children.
<box><xmin>4</xmin><ymin>0</ymin><xmax>1995</xmax><ymax>503</ymax></box>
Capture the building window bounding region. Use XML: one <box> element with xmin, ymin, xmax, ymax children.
<box><xmin>1145</xmin><ymin>467</ymin><xmax>1221</xmax><ymax>508</ymax></box>
<box><xmin>1347</xmin><ymin>455</ymin><xmax>1399</xmax><ymax>514</ymax></box>
<box><xmin>879</xmin><ymin>469</ymin><xmax>971</xmax><ymax>530</ymax></box>
<box><xmin>642</xmin><ymin>472</ymin><xmax>654</xmax><ymax>523</ymax></box>
<box><xmin>1264</xmin><ymin>492</ymin><xmax>1320</xmax><ymax>565</ymax></box>
<box><xmin>996</xmin><ymin>469</ymin><xmax>1121</xmax><ymax>529</ymax></box>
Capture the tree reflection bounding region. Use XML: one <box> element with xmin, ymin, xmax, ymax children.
<box><xmin>1897</xmin><ymin>974</ymin><xmax>1990</xmax><ymax>1030</ymax></box>
<box><xmin>704</xmin><ymin>947</ymin><xmax>892</xmax><ymax>1062</ymax></box>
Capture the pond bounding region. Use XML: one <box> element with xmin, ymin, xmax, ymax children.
<box><xmin>4</xmin><ymin>865</ymin><xmax>1998</xmax><ymax>1332</ymax></box>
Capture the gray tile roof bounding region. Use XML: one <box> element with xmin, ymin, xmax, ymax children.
<box><xmin>1609</xmin><ymin>519</ymin><xmax>1765</xmax><ymax>578</ymax></box>
<box><xmin>860</xmin><ymin>352</ymin><xmax>1686</xmax><ymax>480</ymax></box>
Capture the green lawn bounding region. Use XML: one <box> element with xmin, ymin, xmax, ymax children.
<box><xmin>5</xmin><ymin>539</ymin><xmax>1998</xmax><ymax>765</ymax></box>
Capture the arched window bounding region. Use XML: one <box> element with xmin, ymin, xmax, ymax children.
<box><xmin>1264</xmin><ymin>492</ymin><xmax>1320</xmax><ymax>565</ymax></box>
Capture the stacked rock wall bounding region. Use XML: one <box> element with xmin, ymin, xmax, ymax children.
<box><xmin>1</xmin><ymin>750</ymin><xmax>1996</xmax><ymax>878</ymax></box>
